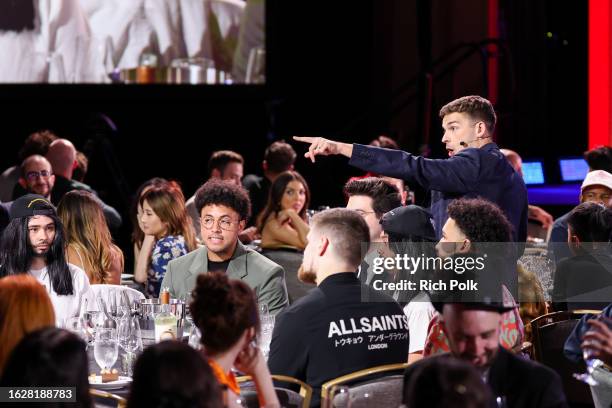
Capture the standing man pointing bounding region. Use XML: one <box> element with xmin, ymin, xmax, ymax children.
<box><xmin>294</xmin><ymin>95</ymin><xmax>528</xmax><ymax>242</ymax></box>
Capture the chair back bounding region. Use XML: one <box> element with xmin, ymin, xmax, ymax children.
<box><xmin>87</xmin><ymin>284</ymin><xmax>145</xmax><ymax>311</ymax></box>
<box><xmin>237</xmin><ymin>374</ymin><xmax>312</xmax><ymax>408</ymax></box>
<box><xmin>531</xmin><ymin>310</ymin><xmax>599</xmax><ymax>405</ymax></box>
<box><xmin>261</xmin><ymin>249</ymin><xmax>314</xmax><ymax>304</ymax></box>
<box><xmin>90</xmin><ymin>388</ymin><xmax>127</xmax><ymax>408</ymax></box>
<box><xmin>320</xmin><ymin>363</ymin><xmax>408</xmax><ymax>408</ymax></box>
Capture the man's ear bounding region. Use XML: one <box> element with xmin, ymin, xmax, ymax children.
<box><xmin>211</xmin><ymin>168</ymin><xmax>221</xmax><ymax>179</ymax></box>
<box><xmin>18</xmin><ymin>178</ymin><xmax>27</xmax><ymax>189</ymax></box>
<box><xmin>262</xmin><ymin>160</ymin><xmax>268</xmax><ymax>172</ymax></box>
<box><xmin>318</xmin><ymin>236</ymin><xmax>330</xmax><ymax>256</ymax></box>
<box><xmin>459</xmin><ymin>239</ymin><xmax>472</xmax><ymax>253</ymax></box>
<box><xmin>238</xmin><ymin>219</ymin><xmax>246</xmax><ymax>233</ymax></box>
<box><xmin>475</xmin><ymin>121</ymin><xmax>487</xmax><ymax>138</ymax></box>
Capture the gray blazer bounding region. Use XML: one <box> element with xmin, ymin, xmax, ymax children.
<box><xmin>161</xmin><ymin>241</ymin><xmax>289</xmax><ymax>314</ymax></box>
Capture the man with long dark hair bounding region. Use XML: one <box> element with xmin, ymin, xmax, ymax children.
<box><xmin>0</xmin><ymin>194</ymin><xmax>90</xmax><ymax>325</ymax></box>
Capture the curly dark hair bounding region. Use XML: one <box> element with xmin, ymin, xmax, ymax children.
<box><xmin>343</xmin><ymin>177</ymin><xmax>402</xmax><ymax>218</ymax></box>
<box><xmin>190</xmin><ymin>273</ymin><xmax>259</xmax><ymax>354</ymax></box>
<box><xmin>439</xmin><ymin>95</ymin><xmax>496</xmax><ymax>135</ymax></box>
<box><xmin>194</xmin><ymin>179</ymin><xmax>251</xmax><ymax>221</ymax></box>
<box><xmin>447</xmin><ymin>198</ymin><xmax>512</xmax><ymax>242</ymax></box>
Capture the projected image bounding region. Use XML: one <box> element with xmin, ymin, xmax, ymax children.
<box><xmin>559</xmin><ymin>158</ymin><xmax>589</xmax><ymax>182</ymax></box>
<box><xmin>0</xmin><ymin>0</ymin><xmax>264</xmax><ymax>84</ymax></box>
<box><xmin>521</xmin><ymin>161</ymin><xmax>545</xmax><ymax>185</ymax></box>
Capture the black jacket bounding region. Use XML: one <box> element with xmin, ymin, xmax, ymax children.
<box><xmin>403</xmin><ymin>349</ymin><xmax>568</xmax><ymax>408</ymax></box>
<box><xmin>268</xmin><ymin>272</ymin><xmax>409</xmax><ymax>407</ymax></box>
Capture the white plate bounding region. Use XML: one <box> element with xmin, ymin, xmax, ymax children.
<box><xmin>89</xmin><ymin>375</ymin><xmax>132</xmax><ymax>390</ymax></box>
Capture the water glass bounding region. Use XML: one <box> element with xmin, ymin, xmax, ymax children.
<box><xmin>118</xmin><ymin>317</ymin><xmax>142</xmax><ymax>376</ymax></box>
<box><xmin>94</xmin><ymin>328</ymin><xmax>118</xmax><ymax>372</ymax></box>
<box><xmin>245</xmin><ymin>47</ymin><xmax>265</xmax><ymax>84</ymax></box>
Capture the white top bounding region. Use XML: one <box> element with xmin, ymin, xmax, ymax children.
<box><xmin>403</xmin><ymin>292</ymin><xmax>436</xmax><ymax>353</ymax></box>
<box><xmin>30</xmin><ymin>263</ymin><xmax>91</xmax><ymax>326</ymax></box>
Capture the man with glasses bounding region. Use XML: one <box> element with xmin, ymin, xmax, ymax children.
<box><xmin>162</xmin><ymin>179</ymin><xmax>288</xmax><ymax>314</ymax></box>
<box><xmin>0</xmin><ymin>155</ymin><xmax>55</xmax><ymax>234</ymax></box>
<box><xmin>294</xmin><ymin>95</ymin><xmax>528</xmax><ymax>242</ymax></box>
<box><xmin>343</xmin><ymin>177</ymin><xmax>402</xmax><ymax>284</ymax></box>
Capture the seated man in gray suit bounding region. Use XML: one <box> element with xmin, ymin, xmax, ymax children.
<box><xmin>161</xmin><ymin>179</ymin><xmax>289</xmax><ymax>314</ymax></box>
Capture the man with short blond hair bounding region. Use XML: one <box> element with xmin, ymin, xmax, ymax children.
<box><xmin>268</xmin><ymin>208</ymin><xmax>409</xmax><ymax>407</ymax></box>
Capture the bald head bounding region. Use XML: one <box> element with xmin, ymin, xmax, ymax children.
<box><xmin>500</xmin><ymin>148</ymin><xmax>523</xmax><ymax>177</ymax></box>
<box><xmin>46</xmin><ymin>139</ymin><xmax>76</xmax><ymax>179</ymax></box>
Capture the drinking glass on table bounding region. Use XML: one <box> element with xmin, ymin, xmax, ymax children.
<box><xmin>117</xmin><ymin>316</ymin><xmax>143</xmax><ymax>376</ymax></box>
<box><xmin>94</xmin><ymin>328</ymin><xmax>118</xmax><ymax>372</ymax></box>
<box><xmin>573</xmin><ymin>314</ymin><xmax>612</xmax><ymax>386</ymax></box>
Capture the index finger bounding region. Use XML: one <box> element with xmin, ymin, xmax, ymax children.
<box><xmin>588</xmin><ymin>319</ymin><xmax>612</xmax><ymax>333</ymax></box>
<box><xmin>293</xmin><ymin>136</ymin><xmax>316</xmax><ymax>144</ymax></box>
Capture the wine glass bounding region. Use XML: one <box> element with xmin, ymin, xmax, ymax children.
<box><xmin>573</xmin><ymin>315</ymin><xmax>610</xmax><ymax>386</ymax></box>
<box><xmin>117</xmin><ymin>317</ymin><xmax>142</xmax><ymax>376</ymax></box>
<box><xmin>245</xmin><ymin>47</ymin><xmax>265</xmax><ymax>84</ymax></box>
<box><xmin>94</xmin><ymin>328</ymin><xmax>118</xmax><ymax>373</ymax></box>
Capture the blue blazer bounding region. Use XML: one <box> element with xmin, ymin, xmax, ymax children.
<box><xmin>349</xmin><ymin>143</ymin><xmax>528</xmax><ymax>242</ymax></box>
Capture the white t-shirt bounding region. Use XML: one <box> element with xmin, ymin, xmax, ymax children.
<box><xmin>403</xmin><ymin>292</ymin><xmax>436</xmax><ymax>353</ymax></box>
<box><xmin>29</xmin><ymin>263</ymin><xmax>91</xmax><ymax>326</ymax></box>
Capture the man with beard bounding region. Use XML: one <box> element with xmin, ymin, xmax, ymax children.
<box><xmin>268</xmin><ymin>208</ymin><xmax>409</xmax><ymax>408</ymax></box>
<box><xmin>0</xmin><ymin>155</ymin><xmax>55</xmax><ymax>232</ymax></box>
<box><xmin>402</xmin><ymin>296</ymin><xmax>567</xmax><ymax>408</ymax></box>
<box><xmin>161</xmin><ymin>179</ymin><xmax>288</xmax><ymax>314</ymax></box>
<box><xmin>0</xmin><ymin>194</ymin><xmax>90</xmax><ymax>325</ymax></box>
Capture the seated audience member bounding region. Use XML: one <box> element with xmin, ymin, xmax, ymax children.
<box><xmin>425</xmin><ymin>198</ymin><xmax>524</xmax><ymax>356</ymax></box>
<box><xmin>517</xmin><ymin>264</ymin><xmax>548</xmax><ymax>343</ymax></box>
<box><xmin>584</xmin><ymin>145</ymin><xmax>612</xmax><ymax>174</ymax></box>
<box><xmin>46</xmin><ymin>138</ymin><xmax>122</xmax><ymax>231</ymax></box>
<box><xmin>0</xmin><ymin>130</ymin><xmax>57</xmax><ymax>202</ymax></box>
<box><xmin>191</xmin><ymin>273</ymin><xmax>280</xmax><ymax>408</ymax></box>
<box><xmin>258</xmin><ymin>171</ymin><xmax>310</xmax><ymax>251</ymax></box>
<box><xmin>379</xmin><ymin>205</ymin><xmax>437</xmax><ymax>364</ymax></box>
<box><xmin>134</xmin><ymin>184</ymin><xmax>197</xmax><ymax>298</ymax></box>
<box><xmin>344</xmin><ymin>177</ymin><xmax>402</xmax><ymax>284</ymax></box>
<box><xmin>0</xmin><ymin>274</ymin><xmax>55</xmax><ymax>374</ymax></box>
<box><xmin>185</xmin><ymin>150</ymin><xmax>256</xmax><ymax>241</ymax></box>
<box><xmin>0</xmin><ymin>154</ymin><xmax>55</xmax><ymax>232</ymax></box>
<box><xmin>16</xmin><ymin>154</ymin><xmax>55</xmax><ymax>200</ymax></box>
<box><xmin>552</xmin><ymin>202</ymin><xmax>612</xmax><ymax>311</ymax></box>
<box><xmin>501</xmin><ymin>148</ymin><xmax>554</xmax><ymax>229</ymax></box>
<box><xmin>549</xmin><ymin>170</ymin><xmax>612</xmax><ymax>264</ymax></box>
<box><xmin>243</xmin><ymin>140</ymin><xmax>297</xmax><ymax>229</ymax></box>
<box><xmin>0</xmin><ymin>195</ymin><xmax>90</xmax><ymax>325</ymax></box>
<box><xmin>72</xmin><ymin>151</ymin><xmax>88</xmax><ymax>183</ymax></box>
<box><xmin>0</xmin><ymin>327</ymin><xmax>92</xmax><ymax>408</ymax></box>
<box><xmin>403</xmin><ymin>293</ymin><xmax>567</xmax><ymax>408</ymax></box>
<box><xmin>268</xmin><ymin>209</ymin><xmax>409</xmax><ymax>407</ymax></box>
<box><xmin>57</xmin><ymin>190</ymin><xmax>124</xmax><ymax>285</ymax></box>
<box><xmin>564</xmin><ymin>303</ymin><xmax>612</xmax><ymax>363</ymax></box>
<box><xmin>131</xmin><ymin>178</ymin><xmax>174</xmax><ymax>271</ymax></box>
<box><xmin>403</xmin><ymin>357</ymin><xmax>494</xmax><ymax>408</ymax></box>
<box><xmin>128</xmin><ymin>340</ymin><xmax>224</xmax><ymax>408</ymax></box>
<box><xmin>162</xmin><ymin>180</ymin><xmax>288</xmax><ymax>314</ymax></box>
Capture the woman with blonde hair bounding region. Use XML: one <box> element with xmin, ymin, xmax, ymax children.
<box><xmin>58</xmin><ymin>190</ymin><xmax>124</xmax><ymax>285</ymax></box>
<box><xmin>0</xmin><ymin>274</ymin><xmax>55</xmax><ymax>374</ymax></box>
<box><xmin>135</xmin><ymin>184</ymin><xmax>197</xmax><ymax>297</ymax></box>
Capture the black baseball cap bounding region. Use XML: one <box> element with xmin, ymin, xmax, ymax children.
<box><xmin>10</xmin><ymin>194</ymin><xmax>56</xmax><ymax>220</ymax></box>
<box><xmin>380</xmin><ymin>205</ymin><xmax>437</xmax><ymax>241</ymax></box>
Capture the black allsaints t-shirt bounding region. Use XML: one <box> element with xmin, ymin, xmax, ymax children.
<box><xmin>208</xmin><ymin>259</ymin><xmax>230</xmax><ymax>275</ymax></box>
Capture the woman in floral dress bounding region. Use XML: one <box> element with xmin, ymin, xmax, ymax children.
<box><xmin>134</xmin><ymin>184</ymin><xmax>197</xmax><ymax>298</ymax></box>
